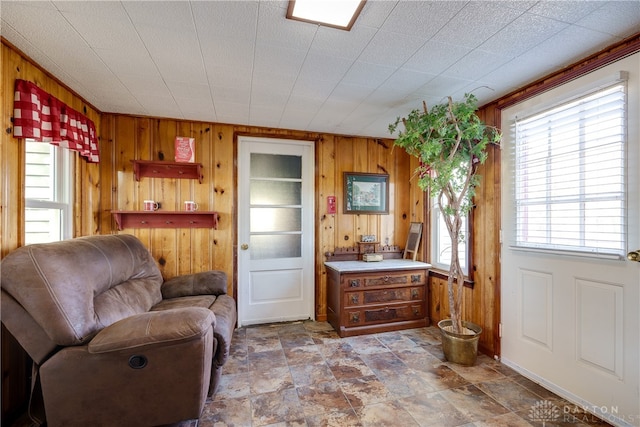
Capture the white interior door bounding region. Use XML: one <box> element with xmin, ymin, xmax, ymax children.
<box><xmin>237</xmin><ymin>136</ymin><xmax>314</xmax><ymax>327</ymax></box>
<box><xmin>501</xmin><ymin>54</ymin><xmax>639</xmax><ymax>427</ymax></box>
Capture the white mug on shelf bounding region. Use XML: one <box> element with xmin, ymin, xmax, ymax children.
<box><xmin>184</xmin><ymin>201</ymin><xmax>198</xmax><ymax>212</ymax></box>
<box><xmin>143</xmin><ymin>200</ymin><xmax>159</xmax><ymax>211</ymax></box>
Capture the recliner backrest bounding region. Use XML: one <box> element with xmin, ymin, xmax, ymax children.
<box><xmin>1</xmin><ymin>234</ymin><xmax>163</xmax><ymax>346</ymax></box>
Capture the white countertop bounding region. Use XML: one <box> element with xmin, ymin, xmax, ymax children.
<box><xmin>324</xmin><ymin>259</ymin><xmax>431</xmax><ymax>273</ymax></box>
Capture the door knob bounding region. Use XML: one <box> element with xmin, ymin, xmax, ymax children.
<box><xmin>241</xmin><ymin>244</ymin><xmax>249</xmax><ymax>250</ymax></box>
<box><xmin>627</xmin><ymin>250</ymin><xmax>640</xmax><ymax>262</ymax></box>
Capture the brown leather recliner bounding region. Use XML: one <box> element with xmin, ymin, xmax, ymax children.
<box><xmin>1</xmin><ymin>234</ymin><xmax>237</xmax><ymax>426</ymax></box>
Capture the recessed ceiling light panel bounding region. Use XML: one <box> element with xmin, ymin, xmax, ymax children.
<box><xmin>286</xmin><ymin>0</ymin><xmax>366</xmax><ymax>31</ymax></box>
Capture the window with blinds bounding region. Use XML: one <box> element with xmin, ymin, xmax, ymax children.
<box><xmin>512</xmin><ymin>81</ymin><xmax>626</xmax><ymax>259</ymax></box>
<box><xmin>25</xmin><ymin>140</ymin><xmax>73</xmax><ymax>244</ymax></box>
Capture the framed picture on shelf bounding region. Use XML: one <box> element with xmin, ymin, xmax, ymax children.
<box><xmin>344</xmin><ymin>172</ymin><xmax>389</xmax><ymax>214</ymax></box>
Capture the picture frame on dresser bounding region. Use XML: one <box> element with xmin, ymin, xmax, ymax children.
<box><xmin>344</xmin><ymin>172</ymin><xmax>389</xmax><ymax>214</ymax></box>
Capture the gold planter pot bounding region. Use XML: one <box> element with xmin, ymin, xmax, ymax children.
<box><xmin>437</xmin><ymin>319</ymin><xmax>482</xmax><ymax>366</ymax></box>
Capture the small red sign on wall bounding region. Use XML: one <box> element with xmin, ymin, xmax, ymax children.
<box><xmin>174</xmin><ymin>137</ymin><xmax>195</xmax><ymax>163</ymax></box>
<box><xmin>327</xmin><ymin>196</ymin><xmax>337</xmax><ymax>214</ymax></box>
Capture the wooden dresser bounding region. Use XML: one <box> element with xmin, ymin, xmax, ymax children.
<box><xmin>324</xmin><ymin>260</ymin><xmax>431</xmax><ymax>337</ymax></box>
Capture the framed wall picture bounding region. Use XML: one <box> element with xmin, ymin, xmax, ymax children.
<box><xmin>344</xmin><ymin>172</ymin><xmax>389</xmax><ymax>214</ymax></box>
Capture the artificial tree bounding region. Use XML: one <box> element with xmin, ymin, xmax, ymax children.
<box><xmin>389</xmin><ymin>93</ymin><xmax>501</xmax><ymax>334</ymax></box>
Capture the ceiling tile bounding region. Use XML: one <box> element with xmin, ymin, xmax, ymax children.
<box><xmin>210</xmin><ymin>66</ymin><xmax>252</xmax><ymax>92</ymax></box>
<box><xmin>122</xmin><ymin>1</ymin><xmax>195</xmax><ymax>30</ymax></box>
<box><xmin>253</xmin><ymin>44</ymin><xmax>307</xmax><ymax>77</ymax></box>
<box><xmin>527</xmin><ymin>1</ymin><xmax>605</xmax><ymax>24</ymax></box>
<box><xmin>415</xmin><ymin>75</ymin><xmax>475</xmax><ymax>100</ymax></box>
<box><xmin>380</xmin><ymin>1</ymin><xmax>466</xmax><ymax>39</ymax></box>
<box><xmin>250</xmin><ymin>104</ymin><xmax>286</xmax><ymax>127</ymax></box>
<box><xmin>328</xmin><ymin>83</ymin><xmax>374</xmax><ymax>103</ymax></box>
<box><xmin>96</xmin><ymin>47</ymin><xmax>159</xmax><ymax>78</ymax></box>
<box><xmin>478</xmin><ymin>12</ymin><xmax>570</xmax><ymax>57</ymax></box>
<box><xmin>310</xmin><ymin>25</ymin><xmax>377</xmax><ymax>59</ymax></box>
<box><xmin>134</xmin><ymin>24</ymin><xmax>206</xmax><ymax>84</ymax></box>
<box><xmin>202</xmin><ymin>37</ymin><xmax>256</xmax><ymax>71</ymax></box>
<box><xmin>192</xmin><ymin>1</ymin><xmax>259</xmax><ymax>41</ymax></box>
<box><xmin>576</xmin><ymin>1</ymin><xmax>640</xmax><ymax>38</ymax></box>
<box><xmin>59</xmin><ymin>3</ymin><xmax>135</xmax><ymax>50</ymax></box>
<box><xmin>430</xmin><ymin>2</ymin><xmax>524</xmax><ymax>49</ymax></box>
<box><xmin>368</xmin><ymin>69</ymin><xmax>436</xmax><ymax>106</ymax></box>
<box><xmin>342</xmin><ymin>61</ymin><xmax>396</xmax><ymax>88</ymax></box>
<box><xmin>443</xmin><ymin>49</ymin><xmax>512</xmax><ymax>81</ymax></box>
<box><xmin>256</xmin><ymin>2</ymin><xmax>316</xmax><ymax>50</ymax></box>
<box><xmin>291</xmin><ymin>78</ymin><xmax>336</xmax><ymax>101</ymax></box>
<box><xmin>297</xmin><ymin>52</ymin><xmax>354</xmax><ymax>85</ymax></box>
<box><xmin>356</xmin><ymin>1</ymin><xmax>397</xmax><ymax>29</ymax></box>
<box><xmin>357</xmin><ymin>30</ymin><xmax>427</xmax><ymax>68</ymax></box>
<box><xmin>403</xmin><ymin>41</ymin><xmax>472</xmax><ymax>75</ymax></box>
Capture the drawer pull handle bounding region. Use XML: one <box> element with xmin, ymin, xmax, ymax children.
<box><xmin>351</xmin><ymin>295</ymin><xmax>358</xmax><ymax>304</ymax></box>
<box><xmin>411</xmin><ymin>289</ymin><xmax>419</xmax><ymax>299</ymax></box>
<box><xmin>413</xmin><ymin>308</ymin><xmax>420</xmax><ymax>316</ymax></box>
<box><xmin>350</xmin><ymin>313</ymin><xmax>359</xmax><ymax>323</ymax></box>
<box><xmin>350</xmin><ymin>279</ymin><xmax>360</xmax><ymax>287</ymax></box>
<box><xmin>384</xmin><ymin>307</ymin><xmax>389</xmax><ymax>312</ymax></box>
<box><xmin>411</xmin><ymin>275</ymin><xmax>421</xmax><ymax>283</ymax></box>
<box><xmin>383</xmin><ymin>275</ymin><xmax>389</xmax><ymax>282</ymax></box>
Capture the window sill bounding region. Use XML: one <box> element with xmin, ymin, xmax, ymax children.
<box><xmin>429</xmin><ymin>269</ymin><xmax>474</xmax><ymax>289</ymax></box>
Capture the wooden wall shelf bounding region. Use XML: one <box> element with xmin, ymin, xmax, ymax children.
<box><xmin>131</xmin><ymin>160</ymin><xmax>203</xmax><ymax>183</ymax></box>
<box><xmin>112</xmin><ymin>211</ymin><xmax>218</xmax><ymax>230</ymax></box>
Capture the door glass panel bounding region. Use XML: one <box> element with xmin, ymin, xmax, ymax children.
<box><xmin>251</xmin><ymin>208</ymin><xmax>301</xmax><ymax>232</ymax></box>
<box><xmin>250</xmin><ymin>153</ymin><xmax>301</xmax><ymax>179</ymax></box>
<box><xmin>250</xmin><ymin>234</ymin><xmax>301</xmax><ymax>259</ymax></box>
<box><xmin>250</xmin><ymin>180</ymin><xmax>301</xmax><ymax>205</ymax></box>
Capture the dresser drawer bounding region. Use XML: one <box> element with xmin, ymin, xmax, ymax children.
<box><xmin>345</xmin><ymin>286</ymin><xmax>424</xmax><ymax>307</ymax></box>
<box><xmin>346</xmin><ymin>303</ymin><xmax>424</xmax><ymax>326</ymax></box>
<box><xmin>341</xmin><ymin>270</ymin><xmax>426</xmax><ymax>289</ymax></box>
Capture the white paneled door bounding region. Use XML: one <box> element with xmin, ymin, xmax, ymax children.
<box><xmin>237</xmin><ymin>136</ymin><xmax>314</xmax><ymax>327</ymax></box>
<box><xmin>501</xmin><ymin>55</ymin><xmax>640</xmax><ymax>427</ymax></box>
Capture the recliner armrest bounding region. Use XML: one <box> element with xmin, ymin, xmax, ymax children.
<box><xmin>88</xmin><ymin>307</ymin><xmax>215</xmax><ymax>353</ymax></box>
<box><xmin>161</xmin><ymin>271</ymin><xmax>228</xmax><ymax>298</ymax></box>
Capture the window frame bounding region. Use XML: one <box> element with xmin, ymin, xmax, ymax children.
<box><xmin>429</xmin><ymin>192</ymin><xmax>471</xmax><ymax>278</ymax></box>
<box><xmin>24</xmin><ymin>140</ymin><xmax>74</xmax><ymax>244</ymax></box>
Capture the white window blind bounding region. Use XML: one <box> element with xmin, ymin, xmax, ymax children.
<box><xmin>512</xmin><ymin>82</ymin><xmax>626</xmax><ymax>259</ymax></box>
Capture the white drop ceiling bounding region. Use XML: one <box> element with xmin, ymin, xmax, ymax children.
<box><xmin>2</xmin><ymin>1</ymin><xmax>639</xmax><ymax>138</ymax></box>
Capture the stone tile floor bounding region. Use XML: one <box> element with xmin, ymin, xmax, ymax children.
<box><xmin>192</xmin><ymin>321</ymin><xmax>612</xmax><ymax>427</ymax></box>
<box><xmin>10</xmin><ymin>321</ymin><xmax>613</xmax><ymax>427</ymax></box>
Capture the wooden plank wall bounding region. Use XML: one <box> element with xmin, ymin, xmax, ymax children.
<box><xmin>0</xmin><ymin>41</ymin><xmax>102</xmax><ymax>423</ymax></box>
<box><xmin>2</xmin><ymin>36</ymin><xmax>499</xmax><ymax>349</ymax></box>
<box><xmin>99</xmin><ymin>120</ymin><xmax>420</xmax><ymax>319</ymax></box>
<box><xmin>1</xmin><ymin>39</ymin><xmax>502</xmax><ymax>421</ymax></box>
<box><xmin>1</xmin><ymin>42</ymin><xmax>102</xmax><ymax>255</ymax></box>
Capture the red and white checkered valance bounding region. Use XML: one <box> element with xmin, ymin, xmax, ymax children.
<box><xmin>13</xmin><ymin>79</ymin><xmax>99</xmax><ymax>163</ymax></box>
